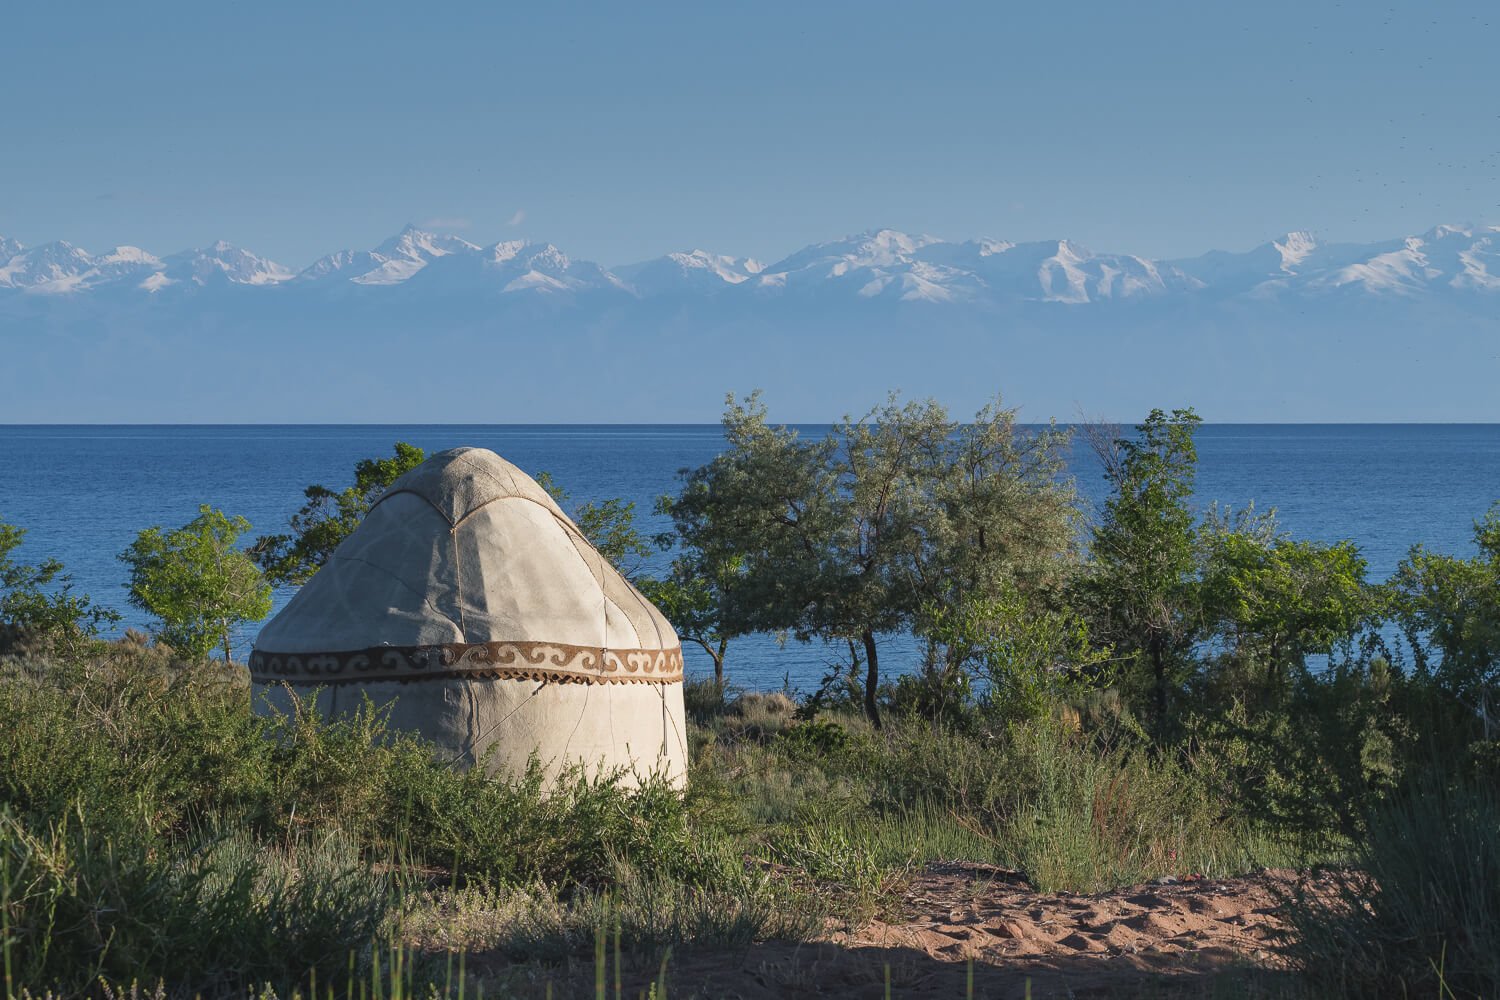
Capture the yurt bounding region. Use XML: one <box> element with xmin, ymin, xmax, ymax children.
<box><xmin>248</xmin><ymin>447</ymin><xmax>688</xmax><ymax>788</ymax></box>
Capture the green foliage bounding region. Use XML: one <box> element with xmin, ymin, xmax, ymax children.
<box><xmin>1078</xmin><ymin>408</ymin><xmax>1204</xmax><ymax>729</ymax></box>
<box><xmin>1390</xmin><ymin>502</ymin><xmax>1500</xmax><ymax>736</ymax></box>
<box><xmin>995</xmin><ymin>718</ymin><xmax>1257</xmax><ymax>893</ymax></box>
<box><xmin>1282</xmin><ymin>770</ymin><xmax>1500</xmax><ymax>999</ymax></box>
<box><xmin>664</xmin><ymin>391</ymin><xmax>1076</xmax><ymax>727</ymax></box>
<box><xmin>251</xmin><ymin>441</ymin><xmax>425</xmax><ymax>586</ymax></box>
<box><xmin>918</xmin><ymin>583</ymin><xmax>1111</xmax><ymax>726</ymax></box>
<box><xmin>1185</xmin><ymin>657</ymin><xmax>1411</xmax><ymax>843</ymax></box>
<box><xmin>0</xmin><ymin>815</ymin><xmax>390</xmax><ymax>995</ymax></box>
<box><xmin>0</xmin><ymin>521</ymin><xmax>119</xmax><ymax>656</ymax></box>
<box><xmin>120</xmin><ymin>505</ymin><xmax>271</xmax><ymax>660</ymax></box>
<box><xmin>1200</xmin><ymin>504</ymin><xmax>1374</xmax><ymax>697</ymax></box>
<box><xmin>680</xmin><ymin>675</ymin><xmax>730</xmax><ymax>725</ymax></box>
<box><xmin>637</xmin><ymin>561</ymin><xmax>738</xmax><ymax>683</ymax></box>
<box><xmin>774</xmin><ymin>717</ymin><xmax>852</xmax><ymax>757</ymax></box>
<box><xmin>702</xmin><ymin>707</ymin><xmax>1294</xmax><ymax>901</ymax></box>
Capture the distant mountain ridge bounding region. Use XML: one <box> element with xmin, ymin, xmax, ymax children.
<box><xmin>2</xmin><ymin>222</ymin><xmax>1497</xmax><ymax>305</ymax></box>
<box><xmin>2</xmin><ymin>221</ymin><xmax>1497</xmax><ymax>423</ymax></box>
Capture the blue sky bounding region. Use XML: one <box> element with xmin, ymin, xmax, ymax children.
<box><xmin>3</xmin><ymin>0</ymin><xmax>1496</xmax><ymax>269</ymax></box>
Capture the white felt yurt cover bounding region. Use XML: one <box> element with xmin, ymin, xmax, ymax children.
<box><xmin>249</xmin><ymin>447</ymin><xmax>687</xmax><ymax>787</ymax></box>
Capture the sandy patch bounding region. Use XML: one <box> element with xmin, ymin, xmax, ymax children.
<box><xmin>471</xmin><ymin>863</ymin><xmax>1325</xmax><ymax>998</ymax></box>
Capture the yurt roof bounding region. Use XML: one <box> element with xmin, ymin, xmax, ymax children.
<box><xmin>250</xmin><ymin>447</ymin><xmax>680</xmax><ymax>687</ymax></box>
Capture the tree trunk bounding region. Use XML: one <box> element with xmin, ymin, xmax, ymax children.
<box><xmin>1265</xmin><ymin>638</ymin><xmax>1282</xmax><ymax>702</ymax></box>
<box><xmin>222</xmin><ymin>631</ymin><xmax>233</xmax><ymax>664</ymax></box>
<box><xmin>1150</xmin><ymin>633</ymin><xmax>1167</xmax><ymax>729</ymax></box>
<box><xmin>692</xmin><ymin>637</ymin><xmax>727</xmax><ymax>689</ymax></box>
<box><xmin>862</xmin><ymin>628</ymin><xmax>883</xmax><ymax>730</ymax></box>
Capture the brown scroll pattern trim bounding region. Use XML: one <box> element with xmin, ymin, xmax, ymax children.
<box><xmin>249</xmin><ymin>640</ymin><xmax>683</xmax><ymax>686</ymax></box>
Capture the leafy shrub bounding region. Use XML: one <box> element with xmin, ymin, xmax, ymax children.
<box><xmin>775</xmin><ymin>718</ymin><xmax>852</xmax><ymax>757</ymax></box>
<box><xmin>1282</xmin><ymin>769</ymin><xmax>1500</xmax><ymax>998</ymax></box>
<box><xmin>0</xmin><ymin>813</ymin><xmax>390</xmax><ymax>995</ymax></box>
<box><xmin>1184</xmin><ymin>657</ymin><xmax>1412</xmax><ymax>845</ymax></box>
<box><xmin>0</xmin><ymin>522</ymin><xmax>119</xmax><ymax>658</ymax></box>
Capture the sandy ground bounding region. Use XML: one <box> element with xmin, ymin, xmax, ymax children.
<box><xmin>472</xmin><ymin>862</ymin><xmax>1322</xmax><ymax>998</ymax></box>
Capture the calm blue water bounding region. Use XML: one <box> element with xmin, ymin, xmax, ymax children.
<box><xmin>1</xmin><ymin>425</ymin><xmax>1497</xmax><ymax>691</ymax></box>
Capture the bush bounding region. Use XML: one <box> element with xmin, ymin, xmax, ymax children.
<box><xmin>1282</xmin><ymin>769</ymin><xmax>1500</xmax><ymax>999</ymax></box>
<box><xmin>0</xmin><ymin>814</ymin><xmax>390</xmax><ymax>995</ymax></box>
<box><xmin>1183</xmin><ymin>655</ymin><xmax>1413</xmax><ymax>847</ymax></box>
<box><xmin>0</xmin><ymin>522</ymin><xmax>119</xmax><ymax>658</ymax></box>
<box><xmin>0</xmin><ymin>654</ymin><xmax>707</xmax><ymax>888</ymax></box>
<box><xmin>681</xmin><ymin>676</ymin><xmax>730</xmax><ymax>724</ymax></box>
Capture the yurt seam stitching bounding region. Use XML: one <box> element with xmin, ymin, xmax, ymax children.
<box><xmin>600</xmin><ymin>593</ymin><xmax>643</xmax><ymax>649</ymax></box>
<box><xmin>327</xmin><ymin>553</ymin><xmax>465</xmax><ymax>635</ymax></box>
<box><xmin>552</xmin><ymin>516</ymin><xmax>621</xmax><ymax>648</ymax></box>
<box><xmin>561</xmin><ymin>676</ymin><xmax>590</xmax><ymax>764</ymax></box>
<box><xmin>450</xmin><ymin>522</ymin><xmax>468</xmax><ymax>638</ymax></box>
<box><xmin>445</xmin><ymin>495</ymin><xmax>579</xmax><ymax>534</ymax></box>
<box><xmin>627</xmin><ymin>576</ymin><xmax>666</xmax><ymax>649</ymax></box>
<box><xmin>374</xmin><ymin>488</ymin><xmax>457</xmax><ymax>527</ymax></box>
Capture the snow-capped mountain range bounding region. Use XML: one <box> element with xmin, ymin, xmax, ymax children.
<box><xmin>2</xmin><ymin>221</ymin><xmax>1496</xmax><ymax>423</ymax></box>
<box><xmin>3</xmin><ymin>223</ymin><xmax>1497</xmax><ymax>304</ymax></box>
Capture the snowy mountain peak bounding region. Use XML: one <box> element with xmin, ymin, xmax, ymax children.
<box><xmin>487</xmin><ymin>239</ymin><xmax>530</xmax><ymax>264</ymax></box>
<box><xmin>1425</xmin><ymin>223</ymin><xmax>1476</xmax><ymax>241</ymax></box>
<box><xmin>673</xmin><ymin>249</ymin><xmax>765</xmax><ymax>275</ymax></box>
<box><xmin>971</xmin><ymin>238</ymin><xmax>1017</xmax><ymax>257</ymax></box>
<box><xmin>375</xmin><ymin>225</ymin><xmax>479</xmax><ymax>260</ymax></box>
<box><xmin>0</xmin><ymin>241</ymin><xmax>98</xmax><ymax>292</ymax></box>
<box><xmin>1273</xmin><ymin>231</ymin><xmax>1320</xmax><ymax>272</ymax></box>
<box><xmin>345</xmin><ymin>226</ymin><xmax>483</xmax><ymax>285</ymax></box>
<box><xmin>1053</xmin><ymin>238</ymin><xmax>1091</xmax><ymax>262</ymax></box>
<box><xmin>866</xmin><ymin>227</ymin><xmax>938</xmax><ymax>248</ymax></box>
<box><xmin>615</xmin><ymin>248</ymin><xmax>767</xmax><ymax>295</ymax></box>
<box><xmin>166</xmin><ymin>243</ymin><xmax>293</xmax><ymax>286</ymax></box>
<box><xmin>297</xmin><ymin>249</ymin><xmax>381</xmax><ymax>282</ymax></box>
<box><xmin>844</xmin><ymin>228</ymin><xmax>944</xmax><ymax>262</ymax></box>
<box><xmin>764</xmin><ymin>228</ymin><xmax>944</xmax><ymax>280</ymax></box>
<box><xmin>0</xmin><ymin>236</ymin><xmax>23</xmax><ymax>261</ymax></box>
<box><xmin>99</xmin><ymin>246</ymin><xmax>161</xmax><ymax>267</ymax></box>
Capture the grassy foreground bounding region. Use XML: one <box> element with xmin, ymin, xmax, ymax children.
<box><xmin>1</xmin><ymin>642</ymin><xmax>1495</xmax><ymax>999</ymax></box>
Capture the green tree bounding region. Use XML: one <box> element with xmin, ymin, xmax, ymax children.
<box><xmin>1389</xmin><ymin>503</ymin><xmax>1500</xmax><ymax>737</ymax></box>
<box><xmin>637</xmin><ymin>550</ymin><xmax>741</xmax><ymax>685</ymax></box>
<box><xmin>1199</xmin><ymin>504</ymin><xmax>1372</xmax><ymax>698</ymax></box>
<box><xmin>1077</xmin><ymin>408</ymin><xmax>1204</xmax><ymax>730</ymax></box>
<box><xmin>922</xmin><ymin>583</ymin><xmax>1110</xmax><ymax>726</ymax></box>
<box><xmin>662</xmin><ymin>391</ymin><xmax>1076</xmax><ymax>727</ymax></box>
<box><xmin>251</xmin><ymin>442</ymin><xmax>425</xmax><ymax>586</ymax></box>
<box><xmin>912</xmin><ymin>404</ymin><xmax>1078</xmax><ymax>687</ymax></box>
<box><xmin>121</xmin><ymin>506</ymin><xmax>272</xmax><ymax>661</ymax></box>
<box><xmin>668</xmin><ymin>393</ymin><xmax>946</xmax><ymax>727</ymax></box>
<box><xmin>0</xmin><ymin>522</ymin><xmax>119</xmax><ymax>655</ymax></box>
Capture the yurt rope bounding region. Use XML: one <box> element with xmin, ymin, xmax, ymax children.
<box><xmin>441</xmin><ymin>678</ymin><xmax>550</xmax><ymax>769</ymax></box>
<box><xmin>658</xmin><ymin>681</ymin><xmax>689</xmax><ymax>763</ymax></box>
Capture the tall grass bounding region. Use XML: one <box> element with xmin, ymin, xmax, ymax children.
<box><xmin>1281</xmin><ymin>770</ymin><xmax>1500</xmax><ymax>999</ymax></box>
<box><xmin>0</xmin><ymin>815</ymin><xmax>390</xmax><ymax>994</ymax></box>
<box><xmin>697</xmin><ymin>705</ymin><xmax>1300</xmax><ymax>896</ymax></box>
<box><xmin>2</xmin><ymin>642</ymin><xmax>1336</xmax><ymax>995</ymax></box>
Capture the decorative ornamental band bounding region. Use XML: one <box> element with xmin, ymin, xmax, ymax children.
<box><xmin>249</xmin><ymin>640</ymin><xmax>683</xmax><ymax>686</ymax></box>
